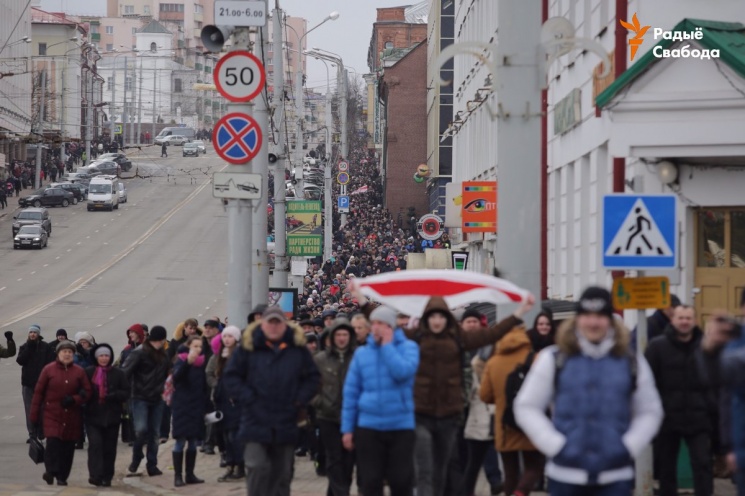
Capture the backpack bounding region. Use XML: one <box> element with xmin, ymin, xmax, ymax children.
<box><xmin>553</xmin><ymin>349</ymin><xmax>638</xmax><ymax>392</ymax></box>
<box><xmin>502</xmin><ymin>352</ymin><xmax>535</xmax><ymax>432</ymax></box>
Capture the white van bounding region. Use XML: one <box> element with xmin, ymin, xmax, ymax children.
<box><xmin>154</xmin><ymin>127</ymin><xmax>196</xmax><ymax>145</ymax></box>
<box><xmin>87</xmin><ymin>175</ymin><xmax>120</xmax><ymax>211</ymax></box>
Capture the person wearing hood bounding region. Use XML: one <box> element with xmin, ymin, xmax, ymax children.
<box><xmin>84</xmin><ymin>343</ymin><xmax>130</xmax><ymax>487</ymax></box>
<box><xmin>168</xmin><ymin>318</ymin><xmax>203</xmax><ymax>360</ymax></box>
<box><xmin>515</xmin><ymin>287</ymin><xmax>663</xmax><ymax>496</ymax></box>
<box><xmin>122</xmin><ymin>325</ymin><xmax>171</xmax><ymax>477</ymax></box>
<box><xmin>30</xmin><ymin>340</ymin><xmax>92</xmax><ymax>486</ymax></box>
<box><xmin>645</xmin><ymin>305</ymin><xmax>713</xmax><ymax>496</ymax></box>
<box><xmin>313</xmin><ymin>318</ymin><xmax>358</xmax><ymax>496</ymax></box>
<box><xmin>17</xmin><ymin>324</ymin><xmax>55</xmax><ymax>441</ymax></box>
<box><xmin>480</xmin><ymin>310</ymin><xmax>544</xmax><ymax>496</ymax></box>
<box><xmin>526</xmin><ymin>311</ymin><xmax>556</xmax><ymax>353</ymax></box>
<box><xmin>118</xmin><ymin>324</ymin><xmax>146</xmax><ymax>366</ymax></box>
<box><xmin>223</xmin><ymin>306</ymin><xmax>320</xmax><ymax>495</ymax></box>
<box><xmin>341</xmin><ymin>305</ymin><xmax>420</xmax><ymax>496</ymax></box>
<box><xmin>407</xmin><ymin>295</ymin><xmax>533</xmax><ymax>496</ymax></box>
<box><xmin>170</xmin><ymin>335</ymin><xmax>210</xmax><ymax>487</ymax></box>
<box><xmin>74</xmin><ymin>331</ymin><xmax>96</xmax><ymax>369</ymax></box>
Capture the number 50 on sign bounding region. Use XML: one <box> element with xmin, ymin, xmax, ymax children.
<box><xmin>214</xmin><ymin>51</ymin><xmax>266</xmax><ymax>103</ymax></box>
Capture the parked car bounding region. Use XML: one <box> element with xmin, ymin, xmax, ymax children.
<box><xmin>95</xmin><ymin>153</ymin><xmax>132</xmax><ymax>171</ymax></box>
<box><xmin>192</xmin><ymin>140</ymin><xmax>207</xmax><ymax>154</ymax></box>
<box><xmin>12</xmin><ymin>207</ymin><xmax>51</xmax><ymax>236</ymax></box>
<box><xmin>182</xmin><ymin>142</ymin><xmax>199</xmax><ymax>157</ymax></box>
<box><xmin>13</xmin><ymin>224</ymin><xmax>48</xmax><ymax>249</ymax></box>
<box><xmin>47</xmin><ymin>182</ymin><xmax>84</xmax><ymax>204</ymax></box>
<box><xmin>18</xmin><ymin>187</ymin><xmax>74</xmax><ymax>208</ymax></box>
<box><xmin>158</xmin><ymin>135</ymin><xmax>189</xmax><ymax>146</ymax></box>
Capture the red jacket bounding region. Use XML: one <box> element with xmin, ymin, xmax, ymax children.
<box><xmin>30</xmin><ymin>360</ymin><xmax>91</xmax><ymax>440</ymax></box>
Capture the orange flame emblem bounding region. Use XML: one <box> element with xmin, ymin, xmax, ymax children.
<box><xmin>620</xmin><ymin>14</ymin><xmax>651</xmax><ymax>61</ymax></box>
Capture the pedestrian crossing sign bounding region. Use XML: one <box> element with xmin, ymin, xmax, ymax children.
<box><xmin>602</xmin><ymin>194</ymin><xmax>677</xmax><ymax>269</ymax></box>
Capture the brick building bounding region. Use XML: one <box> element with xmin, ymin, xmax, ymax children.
<box><xmin>379</xmin><ymin>41</ymin><xmax>429</xmax><ymax>223</ymax></box>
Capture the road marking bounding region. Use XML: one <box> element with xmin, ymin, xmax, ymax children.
<box><xmin>96</xmin><ymin>324</ymin><xmax>102</xmax><ymax>328</ymax></box>
<box><xmin>198</xmin><ymin>314</ymin><xmax>203</xmax><ymax>317</ymax></box>
<box><xmin>43</xmin><ymin>264</ymin><xmax>48</xmax><ymax>267</ymax></box>
<box><xmin>1</xmin><ymin>415</ymin><xmax>14</xmax><ymax>421</ymax></box>
<box><xmin>95</xmin><ymin>230</ymin><xmax>99</xmax><ymax>233</ymax></box>
<box><xmin>56</xmin><ymin>256</ymin><xmax>60</xmax><ymax>260</ymax></box>
<box><xmin>109</xmin><ymin>317</ymin><xmax>115</xmax><ymax>320</ymax></box>
<box><xmin>30</xmin><ymin>271</ymin><xmax>35</xmax><ymax>275</ymax></box>
<box><xmin>0</xmin><ymin>169</ymin><xmax>222</xmax><ymax>329</ymax></box>
<box><xmin>103</xmin><ymin>224</ymin><xmax>107</xmax><ymax>227</ymax></box>
<box><xmin>77</xmin><ymin>242</ymin><xmax>82</xmax><ymax>245</ymax></box>
<box><xmin>86</xmin><ymin>236</ymin><xmax>90</xmax><ymax>239</ymax></box>
<box><xmin>67</xmin><ymin>248</ymin><xmax>72</xmax><ymax>252</ymax></box>
<box><xmin>17</xmin><ymin>278</ymin><xmax>22</xmax><ymax>282</ymax></box>
<box><xmin>0</xmin><ymin>287</ymin><xmax>6</xmax><ymax>292</ymax></box>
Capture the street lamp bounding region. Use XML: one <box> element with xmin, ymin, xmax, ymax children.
<box><xmin>6</xmin><ymin>36</ymin><xmax>32</xmax><ymax>48</ymax></box>
<box><xmin>305</xmin><ymin>49</ymin><xmax>348</xmax><ymax>160</ymax></box>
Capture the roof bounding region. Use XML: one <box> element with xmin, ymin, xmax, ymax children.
<box><xmin>597</xmin><ymin>18</ymin><xmax>745</xmax><ymax>108</ymax></box>
<box><xmin>138</xmin><ymin>19</ymin><xmax>172</xmax><ymax>35</ymax></box>
<box><xmin>31</xmin><ymin>7</ymin><xmax>76</xmax><ymax>26</ymax></box>
<box><xmin>405</xmin><ymin>1</ymin><xmax>429</xmax><ymax>24</ymax></box>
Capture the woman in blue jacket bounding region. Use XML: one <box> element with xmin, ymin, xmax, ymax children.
<box><xmin>170</xmin><ymin>335</ymin><xmax>209</xmax><ymax>487</ymax></box>
<box><xmin>341</xmin><ymin>305</ymin><xmax>419</xmax><ymax>496</ymax></box>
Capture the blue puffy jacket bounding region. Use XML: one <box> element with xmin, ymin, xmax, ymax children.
<box><xmin>341</xmin><ymin>329</ymin><xmax>419</xmax><ymax>434</ymax></box>
<box><xmin>722</xmin><ymin>332</ymin><xmax>745</xmax><ymax>469</ymax></box>
<box><xmin>223</xmin><ymin>322</ymin><xmax>320</xmax><ymax>445</ymax></box>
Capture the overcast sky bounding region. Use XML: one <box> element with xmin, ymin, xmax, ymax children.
<box><xmin>37</xmin><ymin>0</ymin><xmax>423</xmax><ymax>88</ymax></box>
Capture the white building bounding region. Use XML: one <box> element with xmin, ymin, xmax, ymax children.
<box><xmin>448</xmin><ymin>0</ymin><xmax>745</xmax><ymax>319</ymax></box>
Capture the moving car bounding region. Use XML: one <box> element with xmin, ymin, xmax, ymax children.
<box><xmin>157</xmin><ymin>135</ymin><xmax>189</xmax><ymax>146</ymax></box>
<box><xmin>154</xmin><ymin>126</ymin><xmax>195</xmax><ymax>145</ymax></box>
<box><xmin>85</xmin><ymin>161</ymin><xmax>120</xmax><ymax>176</ymax></box>
<box><xmin>182</xmin><ymin>142</ymin><xmax>199</xmax><ymax>157</ymax></box>
<box><xmin>95</xmin><ymin>153</ymin><xmax>132</xmax><ymax>171</ymax></box>
<box><xmin>87</xmin><ymin>175</ymin><xmax>120</xmax><ymax>211</ymax></box>
<box><xmin>117</xmin><ymin>182</ymin><xmax>127</xmax><ymax>203</ymax></box>
<box><xmin>192</xmin><ymin>140</ymin><xmax>207</xmax><ymax>154</ymax></box>
<box><xmin>18</xmin><ymin>187</ymin><xmax>74</xmax><ymax>208</ymax></box>
<box><xmin>14</xmin><ymin>225</ymin><xmax>48</xmax><ymax>249</ymax></box>
<box><xmin>12</xmin><ymin>207</ymin><xmax>51</xmax><ymax>236</ymax></box>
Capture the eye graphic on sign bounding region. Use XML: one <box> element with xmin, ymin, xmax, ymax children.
<box><xmin>464</xmin><ymin>198</ymin><xmax>487</xmax><ymax>213</ymax></box>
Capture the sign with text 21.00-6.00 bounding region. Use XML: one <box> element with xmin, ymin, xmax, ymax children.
<box><xmin>286</xmin><ymin>200</ymin><xmax>322</xmax><ymax>257</ymax></box>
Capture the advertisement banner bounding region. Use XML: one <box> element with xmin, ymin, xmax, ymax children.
<box><xmin>286</xmin><ymin>200</ymin><xmax>323</xmax><ymax>256</ymax></box>
<box><xmin>462</xmin><ymin>181</ymin><xmax>497</xmax><ymax>233</ymax></box>
<box><xmin>268</xmin><ymin>287</ymin><xmax>299</xmax><ymax>319</ymax></box>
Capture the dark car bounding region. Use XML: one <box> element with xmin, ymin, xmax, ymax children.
<box><xmin>13</xmin><ymin>225</ymin><xmax>48</xmax><ymax>249</ymax></box>
<box><xmin>96</xmin><ymin>153</ymin><xmax>132</xmax><ymax>171</ymax></box>
<box><xmin>87</xmin><ymin>161</ymin><xmax>120</xmax><ymax>177</ymax></box>
<box><xmin>12</xmin><ymin>207</ymin><xmax>51</xmax><ymax>236</ymax></box>
<box><xmin>48</xmin><ymin>182</ymin><xmax>84</xmax><ymax>203</ymax></box>
<box><xmin>19</xmin><ymin>188</ymin><xmax>74</xmax><ymax>208</ymax></box>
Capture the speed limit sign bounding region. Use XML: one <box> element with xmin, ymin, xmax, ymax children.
<box><xmin>214</xmin><ymin>51</ymin><xmax>266</xmax><ymax>102</ymax></box>
<box><xmin>338</xmin><ymin>161</ymin><xmax>348</xmax><ymax>172</ymax></box>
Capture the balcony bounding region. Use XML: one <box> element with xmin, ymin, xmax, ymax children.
<box><xmin>195</xmin><ymin>63</ymin><xmax>203</xmax><ymax>71</ymax></box>
<box><xmin>193</xmin><ymin>28</ymin><xmax>201</xmax><ymax>39</ymax></box>
<box><xmin>91</xmin><ymin>33</ymin><xmax>101</xmax><ymax>42</ymax></box>
<box><xmin>178</xmin><ymin>39</ymin><xmax>185</xmax><ymax>48</ymax></box>
<box><xmin>204</xmin><ymin>66</ymin><xmax>211</xmax><ymax>73</ymax></box>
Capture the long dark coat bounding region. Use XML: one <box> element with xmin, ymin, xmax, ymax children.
<box><xmin>170</xmin><ymin>351</ymin><xmax>210</xmax><ymax>439</ymax></box>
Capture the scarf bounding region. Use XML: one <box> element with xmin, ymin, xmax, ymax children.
<box><xmin>178</xmin><ymin>353</ymin><xmax>205</xmax><ymax>367</ymax></box>
<box><xmin>92</xmin><ymin>366</ymin><xmax>110</xmax><ymax>404</ymax></box>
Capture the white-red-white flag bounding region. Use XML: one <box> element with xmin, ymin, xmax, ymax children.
<box><xmin>352</xmin><ymin>269</ymin><xmax>529</xmax><ymax>318</ymax></box>
<box><xmin>350</xmin><ymin>185</ymin><xmax>369</xmax><ymax>195</ymax></box>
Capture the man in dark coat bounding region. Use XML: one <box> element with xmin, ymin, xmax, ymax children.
<box><xmin>16</xmin><ymin>325</ymin><xmax>55</xmax><ymax>441</ymax></box>
<box><xmin>85</xmin><ymin>343</ymin><xmax>130</xmax><ymax>486</ymax></box>
<box><xmin>223</xmin><ymin>306</ymin><xmax>320</xmax><ymax>495</ymax></box>
<box><xmin>161</xmin><ymin>142</ymin><xmax>168</xmax><ymax>158</ymax></box>
<box><xmin>646</xmin><ymin>305</ymin><xmax>713</xmax><ymax>496</ymax></box>
<box><xmin>632</xmin><ymin>293</ymin><xmax>681</xmax><ymax>350</ymax></box>
<box><xmin>313</xmin><ymin>318</ymin><xmax>357</xmax><ymax>496</ymax></box>
<box><xmin>122</xmin><ymin>326</ymin><xmax>171</xmax><ymax>477</ymax></box>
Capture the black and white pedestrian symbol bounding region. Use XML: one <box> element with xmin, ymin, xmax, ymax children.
<box><xmin>605</xmin><ymin>199</ymin><xmax>673</xmax><ymax>257</ymax></box>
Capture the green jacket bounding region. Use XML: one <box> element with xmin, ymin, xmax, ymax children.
<box><xmin>312</xmin><ymin>320</ymin><xmax>357</xmax><ymax>424</ymax></box>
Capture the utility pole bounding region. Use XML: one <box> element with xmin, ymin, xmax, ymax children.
<box><xmin>250</xmin><ymin>14</ymin><xmax>270</xmax><ymax>309</ymax></box>
<box><xmin>137</xmin><ymin>55</ymin><xmax>143</xmax><ymax>144</ymax></box>
<box><xmin>324</xmin><ymin>79</ymin><xmax>332</xmax><ymax>260</ymax></box>
<box><xmin>35</xmin><ymin>70</ymin><xmax>46</xmax><ymax>188</ymax></box>
<box><xmin>293</xmin><ymin>68</ymin><xmax>304</xmax><ymax>198</ymax></box>
<box><xmin>85</xmin><ymin>71</ymin><xmax>92</xmax><ymax>166</ymax></box>
<box><xmin>59</xmin><ymin>68</ymin><xmax>66</xmax><ymax>165</ymax></box>
<box><xmin>152</xmin><ymin>62</ymin><xmax>157</xmax><ymax>140</ymax></box>
<box><xmin>271</xmin><ymin>4</ymin><xmax>289</xmax><ymax>287</ymax></box>
<box><xmin>122</xmin><ymin>57</ymin><xmax>128</xmax><ymax>148</ymax></box>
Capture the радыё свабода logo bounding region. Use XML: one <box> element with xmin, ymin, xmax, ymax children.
<box><xmin>620</xmin><ymin>14</ymin><xmax>651</xmax><ymax>61</ymax></box>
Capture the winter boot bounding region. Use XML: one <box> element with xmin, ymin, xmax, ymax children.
<box><xmin>173</xmin><ymin>452</ymin><xmax>185</xmax><ymax>487</ymax></box>
<box><xmin>184</xmin><ymin>450</ymin><xmax>204</xmax><ymax>484</ymax></box>
<box><xmin>217</xmin><ymin>466</ymin><xmax>234</xmax><ymax>482</ymax></box>
<box><xmin>230</xmin><ymin>464</ymin><xmax>246</xmax><ymax>480</ymax></box>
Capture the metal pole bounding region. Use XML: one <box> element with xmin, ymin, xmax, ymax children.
<box><xmin>59</xmin><ymin>67</ymin><xmax>66</xmax><ymax>164</ymax></box>
<box><xmin>294</xmin><ymin>69</ymin><xmax>304</xmax><ymax>198</ymax></box>
<box><xmin>271</xmin><ymin>4</ymin><xmax>289</xmax><ymax>287</ymax></box>
<box><xmin>339</xmin><ymin>68</ymin><xmax>348</xmax><ymax>227</ymax></box>
<box><xmin>635</xmin><ymin>270</ymin><xmax>654</xmax><ymax>496</ymax></box>
<box><xmin>226</xmin><ymin>26</ymin><xmax>254</xmax><ymax>327</ymax></box>
<box><xmin>137</xmin><ymin>55</ymin><xmax>143</xmax><ymax>144</ymax></box>
<box><xmin>250</xmin><ymin>11</ymin><xmax>269</xmax><ymax>309</ymax></box>
<box><xmin>122</xmin><ymin>57</ymin><xmax>128</xmax><ymax>147</ymax></box>
<box><xmin>110</xmin><ymin>59</ymin><xmax>115</xmax><ymax>128</ymax></box>
<box><xmin>85</xmin><ymin>71</ymin><xmax>92</xmax><ymax>166</ymax></box>
<box><xmin>35</xmin><ymin>70</ymin><xmax>45</xmax><ymax>188</ymax></box>
<box><xmin>152</xmin><ymin>62</ymin><xmax>157</xmax><ymax>140</ymax></box>
<box><xmin>323</xmin><ymin>68</ymin><xmax>332</xmax><ymax>260</ymax></box>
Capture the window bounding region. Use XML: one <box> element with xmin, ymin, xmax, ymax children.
<box><xmin>38</xmin><ymin>43</ymin><xmax>46</xmax><ymax>55</ymax></box>
<box><xmin>105</xmin><ymin>26</ymin><xmax>113</xmax><ymax>34</ymax></box>
<box><xmin>174</xmin><ymin>78</ymin><xmax>183</xmax><ymax>93</ymax></box>
<box><xmin>150</xmin><ymin>42</ymin><xmax>157</xmax><ymax>52</ymax></box>
<box><xmin>384</xmin><ymin>41</ymin><xmax>394</xmax><ymax>49</ymax></box>
<box><xmin>125</xmin><ymin>76</ymin><xmax>133</xmax><ymax>91</ymax></box>
<box><xmin>106</xmin><ymin>43</ymin><xmax>114</xmax><ymax>52</ymax></box>
<box><xmin>194</xmin><ymin>3</ymin><xmax>203</xmax><ymax>13</ymax></box>
<box><xmin>160</xmin><ymin>3</ymin><xmax>185</xmax><ymax>12</ymax></box>
<box><xmin>107</xmin><ymin>77</ymin><xmax>113</xmax><ymax>90</ymax></box>
<box><xmin>124</xmin><ymin>5</ymin><xmax>134</xmax><ymax>14</ymax></box>
<box><xmin>144</xmin><ymin>5</ymin><xmax>150</xmax><ymax>14</ymax></box>
<box><xmin>132</xmin><ymin>27</ymin><xmax>137</xmax><ymax>35</ymax></box>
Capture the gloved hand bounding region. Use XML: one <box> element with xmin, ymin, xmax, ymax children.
<box><xmin>4</xmin><ymin>331</ymin><xmax>12</xmax><ymax>340</ymax></box>
<box><xmin>78</xmin><ymin>389</ymin><xmax>87</xmax><ymax>400</ymax></box>
<box><xmin>61</xmin><ymin>396</ymin><xmax>75</xmax><ymax>408</ymax></box>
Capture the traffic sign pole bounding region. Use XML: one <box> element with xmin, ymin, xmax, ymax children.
<box><xmin>635</xmin><ymin>270</ymin><xmax>654</xmax><ymax>496</ymax></box>
<box><xmin>324</xmin><ymin>160</ymin><xmax>332</xmax><ymax>261</ymax></box>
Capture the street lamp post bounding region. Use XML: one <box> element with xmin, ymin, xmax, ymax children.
<box><xmin>310</xmin><ymin>47</ymin><xmax>348</xmax><ymax>161</ymax></box>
